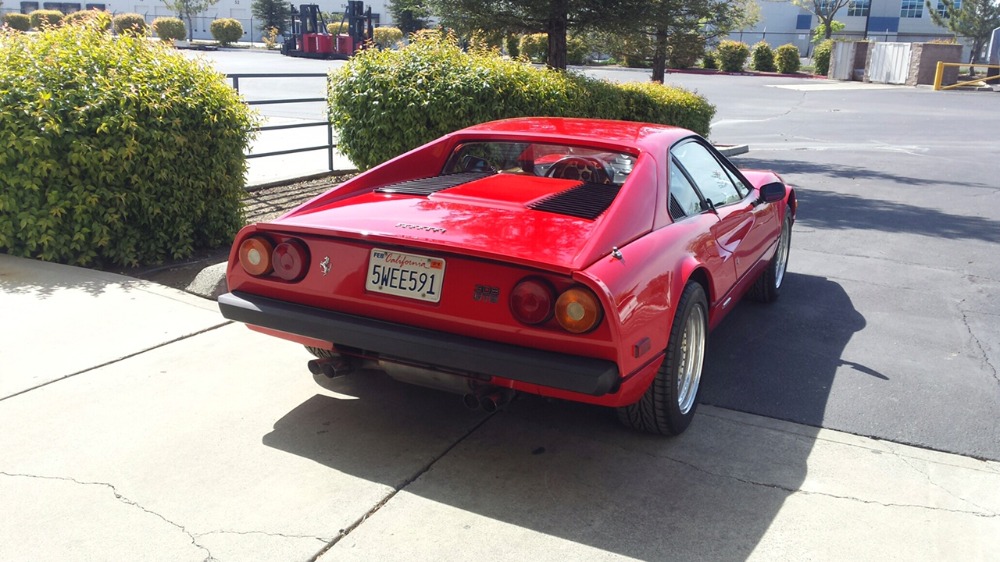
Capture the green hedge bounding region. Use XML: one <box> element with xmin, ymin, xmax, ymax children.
<box><xmin>716</xmin><ymin>40</ymin><xmax>749</xmax><ymax>72</ymax></box>
<box><xmin>519</xmin><ymin>33</ymin><xmax>546</xmax><ymax>63</ymax></box>
<box><xmin>64</xmin><ymin>9</ymin><xmax>111</xmax><ymax>30</ymax></box>
<box><xmin>372</xmin><ymin>26</ymin><xmax>403</xmax><ymax>49</ymax></box>
<box><xmin>775</xmin><ymin>44</ymin><xmax>800</xmax><ymax>74</ymax></box>
<box><xmin>112</xmin><ymin>13</ymin><xmax>147</xmax><ymax>36</ymax></box>
<box><xmin>152</xmin><ymin>17</ymin><xmax>186</xmax><ymax>42</ymax></box>
<box><xmin>29</xmin><ymin>9</ymin><xmax>63</xmax><ymax>29</ymax></box>
<box><xmin>210</xmin><ymin>18</ymin><xmax>243</xmax><ymax>45</ymax></box>
<box><xmin>0</xmin><ymin>25</ymin><xmax>258</xmax><ymax>267</ymax></box>
<box><xmin>328</xmin><ymin>36</ymin><xmax>715</xmax><ymax>170</ymax></box>
<box><xmin>813</xmin><ymin>40</ymin><xmax>834</xmax><ymax>76</ymax></box>
<box><xmin>750</xmin><ymin>41</ymin><xmax>776</xmax><ymax>72</ymax></box>
<box><xmin>2</xmin><ymin>13</ymin><xmax>31</xmax><ymax>31</ymax></box>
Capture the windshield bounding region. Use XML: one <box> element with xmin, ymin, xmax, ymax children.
<box><xmin>443</xmin><ymin>141</ymin><xmax>637</xmax><ymax>186</ymax></box>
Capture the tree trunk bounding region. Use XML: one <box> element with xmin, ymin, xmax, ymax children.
<box><xmin>546</xmin><ymin>0</ymin><xmax>568</xmax><ymax>70</ymax></box>
<box><xmin>651</xmin><ymin>29</ymin><xmax>668</xmax><ymax>82</ymax></box>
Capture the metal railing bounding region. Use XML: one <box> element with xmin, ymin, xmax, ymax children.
<box><xmin>228</xmin><ymin>73</ymin><xmax>336</xmax><ymax>172</ymax></box>
<box><xmin>933</xmin><ymin>62</ymin><xmax>1000</xmax><ymax>90</ymax></box>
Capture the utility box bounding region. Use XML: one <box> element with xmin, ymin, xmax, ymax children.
<box><xmin>830</xmin><ymin>41</ymin><xmax>870</xmax><ymax>81</ymax></box>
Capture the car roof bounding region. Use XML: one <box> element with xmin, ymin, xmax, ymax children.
<box><xmin>455</xmin><ymin>117</ymin><xmax>695</xmax><ymax>154</ymax></box>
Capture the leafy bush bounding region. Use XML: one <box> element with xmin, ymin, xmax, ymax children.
<box><xmin>64</xmin><ymin>9</ymin><xmax>111</xmax><ymax>30</ymax></box>
<box><xmin>813</xmin><ymin>39</ymin><xmax>834</xmax><ymax>76</ymax></box>
<box><xmin>505</xmin><ymin>35</ymin><xmax>519</xmax><ymax>58</ymax></box>
<box><xmin>812</xmin><ymin>21</ymin><xmax>844</xmax><ymax>44</ymax></box>
<box><xmin>669</xmin><ymin>33</ymin><xmax>705</xmax><ymax>69</ymax></box>
<box><xmin>750</xmin><ymin>41</ymin><xmax>776</xmax><ymax>72</ymax></box>
<box><xmin>3</xmin><ymin>13</ymin><xmax>31</xmax><ymax>31</ymax></box>
<box><xmin>372</xmin><ymin>26</ymin><xmax>402</xmax><ymax>49</ymax></box>
<box><xmin>716</xmin><ymin>40</ymin><xmax>749</xmax><ymax>72</ymax></box>
<box><xmin>152</xmin><ymin>17</ymin><xmax>186</xmax><ymax>42</ymax></box>
<box><xmin>112</xmin><ymin>13</ymin><xmax>147</xmax><ymax>36</ymax></box>
<box><xmin>0</xmin><ymin>25</ymin><xmax>258</xmax><ymax>267</ymax></box>
<box><xmin>702</xmin><ymin>51</ymin><xmax>717</xmax><ymax>69</ymax></box>
<box><xmin>519</xmin><ymin>33</ymin><xmax>546</xmax><ymax>63</ymax></box>
<box><xmin>567</xmin><ymin>35</ymin><xmax>588</xmax><ymax>65</ymax></box>
<box><xmin>210</xmin><ymin>18</ymin><xmax>243</xmax><ymax>45</ymax></box>
<box><xmin>29</xmin><ymin>9</ymin><xmax>63</xmax><ymax>29</ymax></box>
<box><xmin>775</xmin><ymin>43</ymin><xmax>800</xmax><ymax>74</ymax></box>
<box><xmin>328</xmin><ymin>36</ymin><xmax>715</xmax><ymax>169</ymax></box>
<box><xmin>327</xmin><ymin>21</ymin><xmax>348</xmax><ymax>35</ymax></box>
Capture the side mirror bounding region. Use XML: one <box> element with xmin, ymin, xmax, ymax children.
<box><xmin>758</xmin><ymin>182</ymin><xmax>786</xmax><ymax>204</ymax></box>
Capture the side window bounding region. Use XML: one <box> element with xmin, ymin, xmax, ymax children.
<box><xmin>672</xmin><ymin>141</ymin><xmax>743</xmax><ymax>207</ymax></box>
<box><xmin>668</xmin><ymin>159</ymin><xmax>703</xmax><ymax>220</ymax></box>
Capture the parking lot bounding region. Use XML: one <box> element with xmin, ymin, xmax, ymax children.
<box><xmin>2</xmin><ymin>51</ymin><xmax>999</xmax><ymax>560</ymax></box>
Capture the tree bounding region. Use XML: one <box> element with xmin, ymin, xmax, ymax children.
<box><xmin>620</xmin><ymin>0</ymin><xmax>759</xmax><ymax>82</ymax></box>
<box><xmin>427</xmin><ymin>0</ymin><xmax>644</xmax><ymax>70</ymax></box>
<box><xmin>251</xmin><ymin>0</ymin><xmax>290</xmax><ymax>36</ymax></box>
<box><xmin>926</xmin><ymin>0</ymin><xmax>1000</xmax><ymax>64</ymax></box>
<box><xmin>162</xmin><ymin>0</ymin><xmax>221</xmax><ymax>40</ymax></box>
<box><xmin>791</xmin><ymin>0</ymin><xmax>853</xmax><ymax>40</ymax></box>
<box><xmin>389</xmin><ymin>0</ymin><xmax>431</xmax><ymax>34</ymax></box>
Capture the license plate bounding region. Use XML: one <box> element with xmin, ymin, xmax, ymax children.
<box><xmin>365</xmin><ymin>249</ymin><xmax>446</xmax><ymax>303</ymax></box>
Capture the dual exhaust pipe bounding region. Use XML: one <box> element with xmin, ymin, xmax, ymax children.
<box><xmin>308</xmin><ymin>356</ymin><xmax>354</xmax><ymax>379</ymax></box>
<box><xmin>463</xmin><ymin>387</ymin><xmax>514</xmax><ymax>413</ymax></box>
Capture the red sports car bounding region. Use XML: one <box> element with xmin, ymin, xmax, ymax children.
<box><xmin>219</xmin><ymin>117</ymin><xmax>796</xmax><ymax>435</ymax></box>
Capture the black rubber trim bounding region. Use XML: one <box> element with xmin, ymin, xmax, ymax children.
<box><xmin>219</xmin><ymin>291</ymin><xmax>620</xmax><ymax>396</ymax></box>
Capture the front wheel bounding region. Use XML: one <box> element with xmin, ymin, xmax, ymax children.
<box><xmin>617</xmin><ymin>282</ymin><xmax>709</xmax><ymax>435</ymax></box>
<box><xmin>749</xmin><ymin>212</ymin><xmax>792</xmax><ymax>303</ymax></box>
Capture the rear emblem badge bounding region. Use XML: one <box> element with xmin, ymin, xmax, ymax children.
<box><xmin>396</xmin><ymin>223</ymin><xmax>446</xmax><ymax>234</ymax></box>
<box><xmin>319</xmin><ymin>256</ymin><xmax>331</xmax><ymax>275</ymax></box>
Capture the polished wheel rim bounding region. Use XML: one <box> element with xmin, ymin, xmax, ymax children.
<box><xmin>774</xmin><ymin>218</ymin><xmax>791</xmax><ymax>289</ymax></box>
<box><xmin>677</xmin><ymin>305</ymin><xmax>706</xmax><ymax>415</ymax></box>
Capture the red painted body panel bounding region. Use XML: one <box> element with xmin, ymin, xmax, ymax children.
<box><xmin>222</xmin><ymin>118</ymin><xmax>795</xmax><ymax>410</ymax></box>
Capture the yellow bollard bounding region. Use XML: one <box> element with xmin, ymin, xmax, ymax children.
<box><xmin>934</xmin><ymin>61</ymin><xmax>944</xmax><ymax>91</ymax></box>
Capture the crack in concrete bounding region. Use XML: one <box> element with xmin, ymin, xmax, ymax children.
<box><xmin>0</xmin><ymin>471</ymin><xmax>216</xmax><ymax>561</ymax></box>
<box><xmin>196</xmin><ymin>529</ymin><xmax>330</xmax><ymax>542</ymax></box>
<box><xmin>958</xmin><ymin>302</ymin><xmax>1000</xmax><ymax>387</ymax></box>
<box><xmin>0</xmin><ymin>322</ymin><xmax>233</xmax><ymax>404</ymax></box>
<box><xmin>881</xmin><ymin>441</ymin><xmax>998</xmax><ymax>516</ymax></box>
<box><xmin>306</xmin><ymin>414</ymin><xmax>495</xmax><ymax>561</ymax></box>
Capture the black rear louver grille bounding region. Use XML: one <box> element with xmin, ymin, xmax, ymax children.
<box><xmin>528</xmin><ymin>182</ymin><xmax>621</xmax><ymax>220</ymax></box>
<box><xmin>374</xmin><ymin>172</ymin><xmax>491</xmax><ymax>196</ymax></box>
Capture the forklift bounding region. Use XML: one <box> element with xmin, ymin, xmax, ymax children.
<box><xmin>281</xmin><ymin>1</ymin><xmax>373</xmax><ymax>60</ymax></box>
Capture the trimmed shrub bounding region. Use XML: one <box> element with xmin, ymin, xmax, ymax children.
<box><xmin>567</xmin><ymin>35</ymin><xmax>588</xmax><ymax>65</ymax></box>
<box><xmin>813</xmin><ymin>39</ymin><xmax>834</xmax><ymax>76</ymax></box>
<box><xmin>372</xmin><ymin>26</ymin><xmax>402</xmax><ymax>49</ymax></box>
<box><xmin>775</xmin><ymin>43</ymin><xmax>800</xmax><ymax>74</ymax></box>
<box><xmin>519</xmin><ymin>33</ymin><xmax>547</xmax><ymax>63</ymax></box>
<box><xmin>29</xmin><ymin>9</ymin><xmax>63</xmax><ymax>29</ymax></box>
<box><xmin>210</xmin><ymin>18</ymin><xmax>243</xmax><ymax>45</ymax></box>
<box><xmin>113</xmin><ymin>13</ymin><xmax>147</xmax><ymax>36</ymax></box>
<box><xmin>750</xmin><ymin>41</ymin><xmax>776</xmax><ymax>72</ymax></box>
<box><xmin>702</xmin><ymin>51</ymin><xmax>717</xmax><ymax>69</ymax></box>
<box><xmin>63</xmin><ymin>9</ymin><xmax>112</xmax><ymax>30</ymax></box>
<box><xmin>327</xmin><ymin>21</ymin><xmax>348</xmax><ymax>35</ymax></box>
<box><xmin>0</xmin><ymin>24</ymin><xmax>258</xmax><ymax>267</ymax></box>
<box><xmin>716</xmin><ymin>40</ymin><xmax>750</xmax><ymax>72</ymax></box>
<box><xmin>328</xmin><ymin>36</ymin><xmax>715</xmax><ymax>170</ymax></box>
<box><xmin>152</xmin><ymin>17</ymin><xmax>186</xmax><ymax>42</ymax></box>
<box><xmin>669</xmin><ymin>33</ymin><xmax>705</xmax><ymax>69</ymax></box>
<box><xmin>505</xmin><ymin>35</ymin><xmax>519</xmax><ymax>58</ymax></box>
<box><xmin>3</xmin><ymin>13</ymin><xmax>31</xmax><ymax>31</ymax></box>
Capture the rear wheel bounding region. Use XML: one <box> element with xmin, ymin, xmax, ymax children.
<box><xmin>617</xmin><ymin>282</ymin><xmax>708</xmax><ymax>435</ymax></box>
<box><xmin>748</xmin><ymin>212</ymin><xmax>792</xmax><ymax>303</ymax></box>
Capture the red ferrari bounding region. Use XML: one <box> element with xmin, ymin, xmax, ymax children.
<box><xmin>219</xmin><ymin>118</ymin><xmax>796</xmax><ymax>435</ymax></box>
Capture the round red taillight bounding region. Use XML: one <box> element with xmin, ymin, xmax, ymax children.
<box><xmin>555</xmin><ymin>287</ymin><xmax>603</xmax><ymax>334</ymax></box>
<box><xmin>510</xmin><ymin>277</ymin><xmax>555</xmax><ymax>325</ymax></box>
<box><xmin>238</xmin><ymin>236</ymin><xmax>274</xmax><ymax>277</ymax></box>
<box><xmin>271</xmin><ymin>239</ymin><xmax>309</xmax><ymax>281</ymax></box>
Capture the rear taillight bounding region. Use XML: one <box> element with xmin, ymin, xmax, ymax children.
<box><xmin>555</xmin><ymin>287</ymin><xmax>602</xmax><ymax>334</ymax></box>
<box><xmin>510</xmin><ymin>277</ymin><xmax>555</xmax><ymax>325</ymax></box>
<box><xmin>238</xmin><ymin>236</ymin><xmax>274</xmax><ymax>277</ymax></box>
<box><xmin>272</xmin><ymin>239</ymin><xmax>309</xmax><ymax>281</ymax></box>
<box><xmin>511</xmin><ymin>277</ymin><xmax>603</xmax><ymax>333</ymax></box>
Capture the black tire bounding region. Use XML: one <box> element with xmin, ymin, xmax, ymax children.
<box><xmin>617</xmin><ymin>282</ymin><xmax>709</xmax><ymax>435</ymax></box>
<box><xmin>748</xmin><ymin>212</ymin><xmax>792</xmax><ymax>303</ymax></box>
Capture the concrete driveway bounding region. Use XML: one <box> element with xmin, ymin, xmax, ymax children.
<box><xmin>2</xmin><ymin>254</ymin><xmax>998</xmax><ymax>560</ymax></box>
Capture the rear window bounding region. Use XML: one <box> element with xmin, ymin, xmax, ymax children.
<box><xmin>443</xmin><ymin>141</ymin><xmax>637</xmax><ymax>186</ymax></box>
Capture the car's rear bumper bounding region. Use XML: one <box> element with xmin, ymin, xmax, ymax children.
<box><xmin>218</xmin><ymin>291</ymin><xmax>620</xmax><ymax>396</ymax></box>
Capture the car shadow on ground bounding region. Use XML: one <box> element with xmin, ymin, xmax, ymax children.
<box><xmin>259</xmin><ymin>272</ymin><xmax>863</xmax><ymax>557</ymax></box>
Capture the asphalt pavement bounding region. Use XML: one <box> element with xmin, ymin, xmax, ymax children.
<box><xmin>2</xmin><ymin>253</ymin><xmax>998</xmax><ymax>561</ymax></box>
